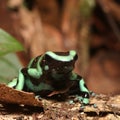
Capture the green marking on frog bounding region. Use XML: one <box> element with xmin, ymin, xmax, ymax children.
<box><xmin>25</xmin><ymin>78</ymin><xmax>54</xmax><ymax>92</ymax></box>
<box><xmin>70</xmin><ymin>72</ymin><xmax>78</xmax><ymax>80</ymax></box>
<box><xmin>44</xmin><ymin>65</ymin><xmax>49</xmax><ymax>70</ymax></box>
<box><xmin>46</xmin><ymin>50</ymin><xmax>76</xmax><ymax>62</ymax></box>
<box><xmin>27</xmin><ymin>54</ymin><xmax>44</xmax><ymax>79</ymax></box>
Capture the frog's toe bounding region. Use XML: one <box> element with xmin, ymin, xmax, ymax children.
<box><xmin>93</xmin><ymin>103</ymin><xmax>97</xmax><ymax>108</ymax></box>
<box><xmin>89</xmin><ymin>91</ymin><xmax>96</xmax><ymax>97</ymax></box>
<box><xmin>74</xmin><ymin>95</ymin><xmax>89</xmax><ymax>105</ymax></box>
<box><xmin>82</xmin><ymin>98</ymin><xmax>89</xmax><ymax>105</ymax></box>
<box><xmin>73</xmin><ymin>95</ymin><xmax>82</xmax><ymax>101</ymax></box>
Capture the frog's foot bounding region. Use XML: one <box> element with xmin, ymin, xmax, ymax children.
<box><xmin>68</xmin><ymin>94</ymin><xmax>89</xmax><ymax>105</ymax></box>
<box><xmin>68</xmin><ymin>95</ymin><xmax>89</xmax><ymax>111</ymax></box>
<box><xmin>68</xmin><ymin>94</ymin><xmax>97</xmax><ymax>110</ymax></box>
<box><xmin>7</xmin><ymin>78</ymin><xmax>18</xmax><ymax>88</ymax></box>
<box><xmin>89</xmin><ymin>91</ymin><xmax>96</xmax><ymax>97</ymax></box>
<box><xmin>93</xmin><ymin>103</ymin><xmax>97</xmax><ymax>108</ymax></box>
<box><xmin>74</xmin><ymin>95</ymin><xmax>89</xmax><ymax>104</ymax></box>
<box><xmin>79</xmin><ymin>102</ymin><xmax>97</xmax><ymax>111</ymax></box>
<box><xmin>89</xmin><ymin>103</ymin><xmax>97</xmax><ymax>108</ymax></box>
<box><xmin>79</xmin><ymin>95</ymin><xmax>97</xmax><ymax>110</ymax></box>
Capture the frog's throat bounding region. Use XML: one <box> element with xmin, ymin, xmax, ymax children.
<box><xmin>45</xmin><ymin>50</ymin><xmax>76</xmax><ymax>62</ymax></box>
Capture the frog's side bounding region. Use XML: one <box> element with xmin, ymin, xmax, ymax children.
<box><xmin>8</xmin><ymin>50</ymin><xmax>90</xmax><ymax>104</ymax></box>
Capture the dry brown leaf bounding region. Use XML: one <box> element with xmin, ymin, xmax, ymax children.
<box><xmin>0</xmin><ymin>84</ymin><xmax>42</xmax><ymax>107</ymax></box>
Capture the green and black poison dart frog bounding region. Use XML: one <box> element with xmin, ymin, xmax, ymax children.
<box><xmin>8</xmin><ymin>50</ymin><xmax>90</xmax><ymax>105</ymax></box>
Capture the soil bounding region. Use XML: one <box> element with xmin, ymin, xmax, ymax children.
<box><xmin>0</xmin><ymin>94</ymin><xmax>120</xmax><ymax>120</ymax></box>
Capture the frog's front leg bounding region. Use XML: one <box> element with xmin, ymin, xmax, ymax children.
<box><xmin>8</xmin><ymin>69</ymin><xmax>25</xmax><ymax>90</ymax></box>
<box><xmin>27</xmin><ymin>55</ymin><xmax>44</xmax><ymax>79</ymax></box>
<box><xmin>79</xmin><ymin>78</ymin><xmax>90</xmax><ymax>104</ymax></box>
<box><xmin>70</xmin><ymin>72</ymin><xmax>90</xmax><ymax>105</ymax></box>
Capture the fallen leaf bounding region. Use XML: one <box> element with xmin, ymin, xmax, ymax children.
<box><xmin>0</xmin><ymin>84</ymin><xmax>42</xmax><ymax>107</ymax></box>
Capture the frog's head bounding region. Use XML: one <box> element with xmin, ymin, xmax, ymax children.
<box><xmin>44</xmin><ymin>50</ymin><xmax>78</xmax><ymax>75</ymax></box>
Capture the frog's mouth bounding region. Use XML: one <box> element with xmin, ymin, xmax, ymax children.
<box><xmin>51</xmin><ymin>70</ymin><xmax>72</xmax><ymax>80</ymax></box>
<box><xmin>52</xmin><ymin>66</ymin><xmax>73</xmax><ymax>73</ymax></box>
<box><xmin>57</xmin><ymin>69</ymin><xmax>72</xmax><ymax>74</ymax></box>
<box><xmin>53</xmin><ymin>67</ymin><xmax>73</xmax><ymax>74</ymax></box>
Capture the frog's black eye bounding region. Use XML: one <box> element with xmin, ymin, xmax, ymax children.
<box><xmin>74</xmin><ymin>54</ymin><xmax>78</xmax><ymax>61</ymax></box>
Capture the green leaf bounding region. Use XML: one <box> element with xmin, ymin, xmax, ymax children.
<box><xmin>0</xmin><ymin>53</ymin><xmax>23</xmax><ymax>83</ymax></box>
<box><xmin>0</xmin><ymin>29</ymin><xmax>24</xmax><ymax>56</ymax></box>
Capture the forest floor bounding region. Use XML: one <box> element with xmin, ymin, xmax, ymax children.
<box><xmin>0</xmin><ymin>94</ymin><xmax>120</xmax><ymax>120</ymax></box>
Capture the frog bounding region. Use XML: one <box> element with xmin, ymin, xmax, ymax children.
<box><xmin>8</xmin><ymin>50</ymin><xmax>90</xmax><ymax>105</ymax></box>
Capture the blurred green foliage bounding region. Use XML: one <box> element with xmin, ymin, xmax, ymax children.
<box><xmin>0</xmin><ymin>29</ymin><xmax>24</xmax><ymax>56</ymax></box>
<box><xmin>79</xmin><ymin>0</ymin><xmax>95</xmax><ymax>19</ymax></box>
<box><xmin>0</xmin><ymin>29</ymin><xmax>24</xmax><ymax>83</ymax></box>
<box><xmin>0</xmin><ymin>54</ymin><xmax>23</xmax><ymax>83</ymax></box>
